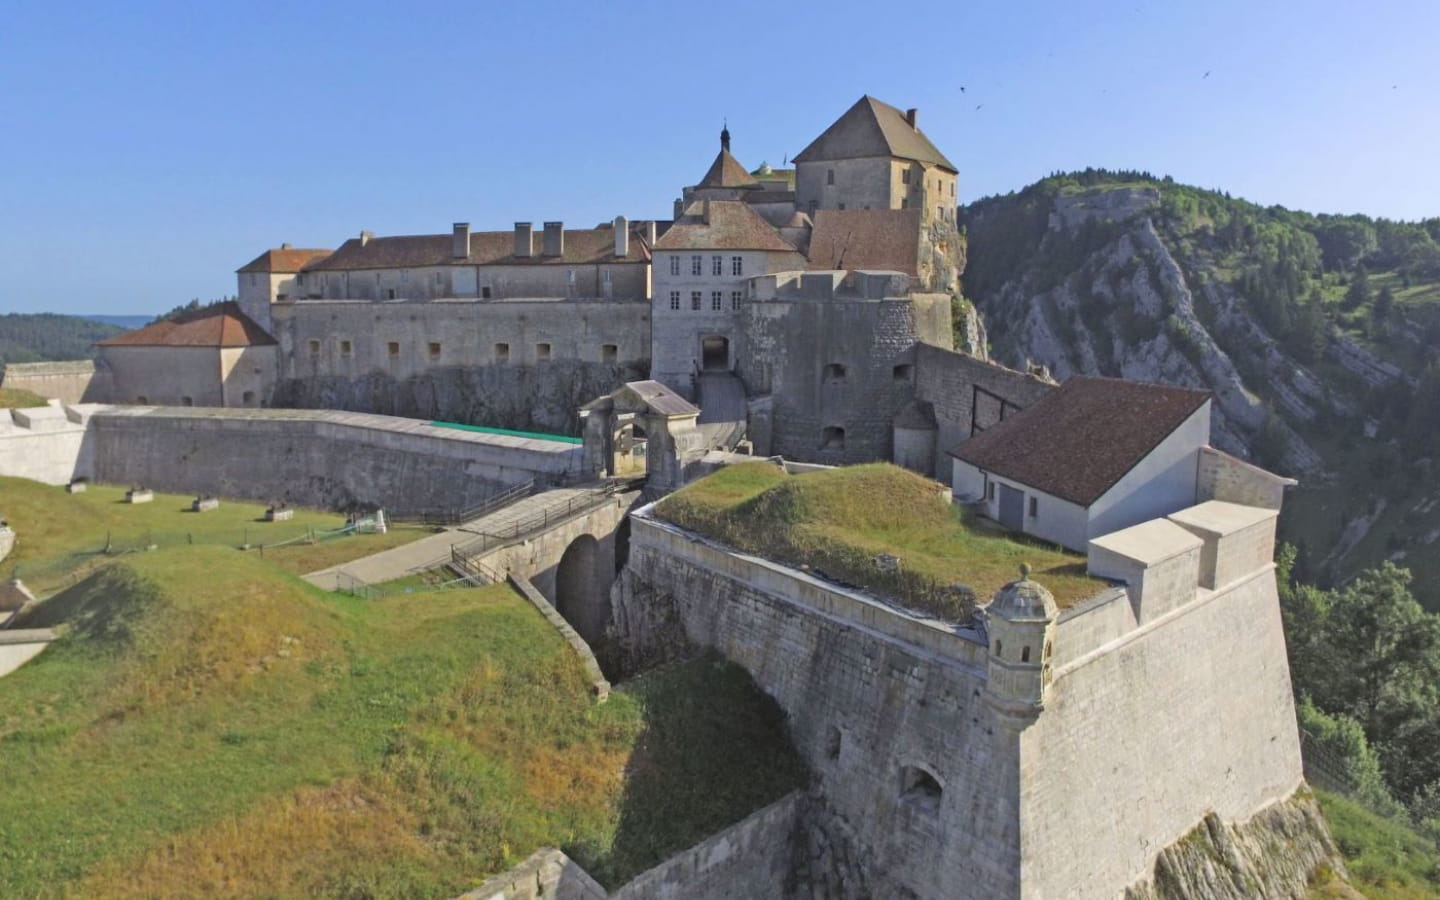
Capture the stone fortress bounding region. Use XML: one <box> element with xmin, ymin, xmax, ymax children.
<box><xmin>0</xmin><ymin>96</ymin><xmax>1344</xmax><ymax>898</ymax></box>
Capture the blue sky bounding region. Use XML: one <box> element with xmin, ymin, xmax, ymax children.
<box><xmin>2</xmin><ymin>0</ymin><xmax>1436</xmax><ymax>315</ymax></box>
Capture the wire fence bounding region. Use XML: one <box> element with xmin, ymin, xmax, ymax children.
<box><xmin>332</xmin><ymin>568</ymin><xmax>494</xmax><ymax>601</ymax></box>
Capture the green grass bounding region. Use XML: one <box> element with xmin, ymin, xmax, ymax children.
<box><xmin>0</xmin><ymin>547</ymin><xmax>806</xmax><ymax>898</ymax></box>
<box><xmin>1317</xmin><ymin>790</ymin><xmax>1440</xmax><ymax>899</ymax></box>
<box><xmin>655</xmin><ymin>462</ymin><xmax>1103</xmax><ymax>618</ymax></box>
<box><xmin>0</xmin><ymin>386</ymin><xmax>48</xmax><ymax>408</ymax></box>
<box><xmin>0</xmin><ymin>476</ymin><xmax>427</xmax><ymax>593</ymax></box>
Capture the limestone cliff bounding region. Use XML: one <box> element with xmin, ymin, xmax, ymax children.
<box><xmin>1125</xmin><ymin>789</ymin><xmax>1357</xmax><ymax>900</ymax></box>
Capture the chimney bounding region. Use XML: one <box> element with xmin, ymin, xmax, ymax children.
<box><xmin>542</xmin><ymin>221</ymin><xmax>564</xmax><ymax>257</ymax></box>
<box><xmin>514</xmin><ymin>222</ymin><xmax>533</xmax><ymax>258</ymax></box>
<box><xmin>905</xmin><ymin>108</ymin><xmax>918</xmax><ymax>128</ymax></box>
<box><xmin>360</xmin><ymin>230</ymin><xmax>374</xmax><ymax>246</ymax></box>
<box><xmin>643</xmin><ymin>220</ymin><xmax>657</xmax><ymax>246</ymax></box>
<box><xmin>281</xmin><ymin>242</ymin><xmax>293</xmax><ymax>250</ymax></box>
<box><xmin>614</xmin><ymin>215</ymin><xmax>629</xmax><ymax>258</ymax></box>
<box><xmin>452</xmin><ymin>223</ymin><xmax>470</xmax><ymax>259</ymax></box>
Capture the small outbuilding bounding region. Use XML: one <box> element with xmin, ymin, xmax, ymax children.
<box><xmin>948</xmin><ymin>376</ymin><xmax>1213</xmax><ymax>552</ymax></box>
<box><xmin>96</xmin><ymin>302</ymin><xmax>277</xmax><ymax>408</ymax></box>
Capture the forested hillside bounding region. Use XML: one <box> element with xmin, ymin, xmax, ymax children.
<box><xmin>0</xmin><ymin>313</ymin><xmax>123</xmax><ymax>367</ymax></box>
<box><xmin>959</xmin><ymin>171</ymin><xmax>1440</xmax><ymax>607</ymax></box>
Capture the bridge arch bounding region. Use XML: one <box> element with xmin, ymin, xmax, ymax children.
<box><xmin>555</xmin><ymin>533</ymin><xmax>606</xmax><ymax>644</ymax></box>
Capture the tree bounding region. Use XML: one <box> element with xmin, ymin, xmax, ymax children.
<box><xmin>1344</xmin><ymin>264</ymin><xmax>1372</xmax><ymax>311</ymax></box>
<box><xmin>1374</xmin><ymin>286</ymin><xmax>1395</xmax><ymax>324</ymax></box>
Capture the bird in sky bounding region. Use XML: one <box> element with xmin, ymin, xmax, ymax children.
<box><xmin>1203</xmin><ymin>70</ymin><xmax>1211</xmax><ymax>79</ymax></box>
<box><xmin>975</xmin><ymin>104</ymin><xmax>983</xmax><ymax>110</ymax></box>
<box><xmin>960</xmin><ymin>86</ymin><xmax>966</xmax><ymax>93</ymax></box>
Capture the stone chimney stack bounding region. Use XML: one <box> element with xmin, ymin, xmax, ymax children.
<box><xmin>452</xmin><ymin>223</ymin><xmax>470</xmax><ymax>259</ymax></box>
<box><xmin>514</xmin><ymin>222</ymin><xmax>534</xmax><ymax>258</ymax></box>
<box><xmin>906</xmin><ymin>108</ymin><xmax>918</xmax><ymax>128</ymax></box>
<box><xmin>542</xmin><ymin>221</ymin><xmax>564</xmax><ymax>258</ymax></box>
<box><xmin>643</xmin><ymin>220</ymin><xmax>657</xmax><ymax>246</ymax></box>
<box><xmin>614</xmin><ymin>216</ymin><xmax>629</xmax><ymax>258</ymax></box>
<box><xmin>360</xmin><ymin>230</ymin><xmax>374</xmax><ymax>246</ymax></box>
<box><xmin>281</xmin><ymin>242</ymin><xmax>293</xmax><ymax>250</ymax></box>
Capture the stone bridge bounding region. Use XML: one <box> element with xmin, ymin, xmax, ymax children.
<box><xmin>452</xmin><ymin>486</ymin><xmax>642</xmax><ymax>646</ymax></box>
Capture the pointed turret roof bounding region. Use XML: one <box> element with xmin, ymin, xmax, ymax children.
<box><xmin>794</xmin><ymin>96</ymin><xmax>956</xmax><ymax>172</ymax></box>
<box><xmin>696</xmin><ymin>125</ymin><xmax>760</xmax><ymax>189</ymax></box>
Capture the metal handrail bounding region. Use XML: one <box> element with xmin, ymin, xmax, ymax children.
<box><xmin>388</xmin><ymin>478</ymin><xmax>536</xmax><ymax>526</ymax></box>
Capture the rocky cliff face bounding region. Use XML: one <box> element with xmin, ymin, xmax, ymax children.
<box><xmin>1125</xmin><ymin>789</ymin><xmax>1357</xmax><ymax>900</ymax></box>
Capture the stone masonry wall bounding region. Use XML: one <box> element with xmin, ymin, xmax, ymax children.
<box><xmin>86</xmin><ymin>407</ymin><xmax>582</xmax><ymax>513</ymax></box>
<box><xmin>612</xmin><ymin>512</ymin><xmax>1020</xmax><ymax>900</ymax></box>
<box><xmin>1197</xmin><ymin>446</ymin><xmax>1289</xmax><ymax>510</ymax></box>
<box><xmin>914</xmin><ymin>343</ymin><xmax>1055</xmax><ymax>481</ymax></box>
<box><xmin>0</xmin><ymin>361</ymin><xmax>109</xmax><ymax>405</ymax></box>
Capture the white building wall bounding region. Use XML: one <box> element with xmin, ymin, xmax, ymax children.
<box><xmin>1086</xmin><ymin>402</ymin><xmax>1209</xmax><ymax>541</ymax></box>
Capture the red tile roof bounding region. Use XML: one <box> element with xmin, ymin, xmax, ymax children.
<box><xmin>794</xmin><ymin>96</ymin><xmax>957</xmax><ymax>173</ymax></box>
<box><xmin>653</xmin><ymin>201</ymin><xmax>799</xmax><ymax>253</ymax></box>
<box><xmin>303</xmin><ymin>224</ymin><xmax>651</xmax><ymax>271</ymax></box>
<box><xmin>948</xmin><ymin>376</ymin><xmax>1211</xmax><ymax>507</ymax></box>
<box><xmin>806</xmin><ymin>209</ymin><xmax>921</xmax><ymax>275</ymax></box>
<box><xmin>697</xmin><ymin>148</ymin><xmax>760</xmax><ymax>189</ymax></box>
<box><xmin>96</xmin><ymin>302</ymin><xmax>277</xmax><ymax>348</ymax></box>
<box><xmin>236</xmin><ymin>248</ymin><xmax>332</xmax><ymax>273</ymax></box>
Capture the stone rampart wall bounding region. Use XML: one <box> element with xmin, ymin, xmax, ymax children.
<box><xmin>1</xmin><ymin>361</ymin><xmax>109</xmax><ymax>404</ymax></box>
<box><xmin>86</xmin><ymin>407</ymin><xmax>583</xmax><ymax>512</ymax></box>
<box><xmin>0</xmin><ymin>404</ymin><xmax>94</xmax><ymax>485</ymax></box>
<box><xmin>613</xmin><ymin>510</ymin><xmax>1018</xmax><ymax>900</ymax></box>
<box><xmin>914</xmin><ymin>343</ymin><xmax>1054</xmax><ymax>481</ymax></box>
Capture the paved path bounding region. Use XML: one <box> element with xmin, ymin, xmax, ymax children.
<box><xmin>302</xmin><ymin>487</ymin><xmax>598</xmax><ymax>590</ymax></box>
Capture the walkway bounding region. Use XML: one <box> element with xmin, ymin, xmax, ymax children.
<box><xmin>302</xmin><ymin>486</ymin><xmax>602</xmax><ymax>590</ymax></box>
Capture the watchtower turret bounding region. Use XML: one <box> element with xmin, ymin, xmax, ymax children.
<box><xmin>982</xmin><ymin>564</ymin><xmax>1057</xmax><ymax>730</ymax></box>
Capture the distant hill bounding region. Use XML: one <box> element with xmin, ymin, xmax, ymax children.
<box><xmin>78</xmin><ymin>314</ymin><xmax>152</xmax><ymax>330</ymax></box>
<box><xmin>959</xmin><ymin>168</ymin><xmax>1440</xmax><ymax>606</ymax></box>
<box><xmin>0</xmin><ymin>313</ymin><xmax>125</xmax><ymax>368</ymax></box>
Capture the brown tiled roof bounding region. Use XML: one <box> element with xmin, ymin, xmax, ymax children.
<box><xmin>795</xmin><ymin>96</ymin><xmax>957</xmax><ymax>172</ymax></box>
<box><xmin>96</xmin><ymin>302</ymin><xmax>277</xmax><ymax>348</ymax></box>
<box><xmin>948</xmin><ymin>376</ymin><xmax>1211</xmax><ymax>507</ymax></box>
<box><xmin>237</xmin><ymin>247</ymin><xmax>332</xmax><ymax>274</ymax></box>
<box><xmin>806</xmin><ymin>209</ymin><xmax>921</xmax><ymax>274</ymax></box>
<box><xmin>303</xmin><ymin>224</ymin><xmax>652</xmax><ymax>272</ymax></box>
<box><xmin>697</xmin><ymin>149</ymin><xmax>760</xmax><ymax>189</ymax></box>
<box><xmin>653</xmin><ymin>201</ymin><xmax>799</xmax><ymax>253</ymax></box>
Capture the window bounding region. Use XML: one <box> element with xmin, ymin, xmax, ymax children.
<box><xmin>731</xmin><ymin>291</ymin><xmax>742</xmax><ymax>310</ymax></box>
<box><xmin>902</xmin><ymin>169</ymin><xmax>911</xmax><ymax>184</ymax></box>
<box><xmin>669</xmin><ymin>290</ymin><xmax>681</xmax><ymax>310</ymax></box>
<box><xmin>711</xmin><ymin>291</ymin><xmax>722</xmax><ymax>311</ymax></box>
<box><xmin>838</xmin><ymin>203</ymin><xmax>846</xmax><ymax>211</ymax></box>
<box><xmin>242</xmin><ymin>391</ymin><xmax>255</xmax><ymax>405</ymax></box>
<box><xmin>428</xmin><ymin>342</ymin><xmax>442</xmax><ymax>358</ymax></box>
<box><xmin>986</xmin><ymin>482</ymin><xmax>995</xmax><ymax>501</ymax></box>
<box><xmin>669</xmin><ymin>256</ymin><xmax>680</xmax><ymax>276</ymax></box>
<box><xmin>339</xmin><ymin>340</ymin><xmax>352</xmax><ymax>354</ymax></box>
<box><xmin>136</xmin><ymin>395</ymin><xmax>148</xmax><ymax>404</ymax></box>
<box><xmin>601</xmin><ymin>343</ymin><xmax>618</xmax><ymax>363</ymax></box>
<box><xmin>900</xmin><ymin>765</ymin><xmax>943</xmax><ymax>814</ymax></box>
<box><xmin>691</xmin><ymin>291</ymin><xmax>702</xmax><ymax>311</ymax></box>
<box><xmin>937</xmin><ymin>206</ymin><xmax>945</xmax><ymax>221</ymax></box>
<box><xmin>536</xmin><ymin>342</ymin><xmax>551</xmax><ymax>361</ymax></box>
<box><xmin>567</xmin><ymin>269</ymin><xmax>576</xmax><ymax>284</ymax></box>
<box><xmin>691</xmin><ymin>255</ymin><xmax>702</xmax><ymax>276</ymax></box>
<box><xmin>1028</xmin><ymin>496</ymin><xmax>1038</xmax><ymax>518</ymax></box>
<box><xmin>387</xmin><ymin>341</ymin><xmax>400</xmax><ymax>357</ymax></box>
<box><xmin>827</xmin><ymin>726</ymin><xmax>843</xmax><ymax>761</ymax></box>
<box><xmin>481</xmin><ymin>286</ymin><xmax>492</xmax><ymax>299</ymax></box>
<box><xmin>602</xmin><ymin>268</ymin><xmax>612</xmax><ymax>286</ymax></box>
<box><xmin>994</xmin><ymin>639</ymin><xmax>1002</xmax><ymax>657</ymax></box>
<box><xmin>712</xmin><ymin>255</ymin><xmax>722</xmax><ymax>276</ymax></box>
<box><xmin>308</xmin><ymin>339</ymin><xmax>320</xmax><ymax>355</ymax></box>
<box><xmin>821</xmin><ymin>426</ymin><xmax>845</xmax><ymax>450</ymax></box>
<box><xmin>893</xmin><ymin>363</ymin><xmax>913</xmax><ymax>380</ymax></box>
<box><xmin>494</xmin><ymin>342</ymin><xmax>510</xmax><ymax>363</ymax></box>
<box><xmin>181</xmin><ymin>396</ymin><xmax>193</xmax><ymax>407</ymax></box>
<box><xmin>434</xmin><ymin>271</ymin><xmax>443</xmax><ymax>286</ymax></box>
<box><xmin>386</xmin><ymin>289</ymin><xmax>396</xmax><ymax>300</ymax></box>
<box><xmin>826</xmin><ymin>168</ymin><xmax>835</xmax><ymax>185</ymax></box>
<box><xmin>731</xmin><ymin>256</ymin><xmax>743</xmax><ymax>276</ymax></box>
<box><xmin>823</xmin><ymin>363</ymin><xmax>847</xmax><ymax>381</ymax></box>
<box><xmin>1021</xmin><ymin>646</ymin><xmax>1032</xmax><ymax>663</ymax></box>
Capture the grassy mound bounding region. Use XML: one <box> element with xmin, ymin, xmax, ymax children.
<box><xmin>1317</xmin><ymin>790</ymin><xmax>1440</xmax><ymax>899</ymax></box>
<box><xmin>0</xmin><ymin>476</ymin><xmax>423</xmax><ymax>592</ymax></box>
<box><xmin>655</xmin><ymin>462</ymin><xmax>1102</xmax><ymax>618</ymax></box>
<box><xmin>0</xmin><ymin>547</ymin><xmax>806</xmax><ymax>897</ymax></box>
<box><xmin>0</xmin><ymin>386</ymin><xmax>48</xmax><ymax>408</ymax></box>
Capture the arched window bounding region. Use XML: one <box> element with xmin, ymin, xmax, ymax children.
<box><xmin>900</xmin><ymin>765</ymin><xmax>943</xmax><ymax>814</ymax></box>
<box><xmin>822</xmin><ymin>426</ymin><xmax>846</xmax><ymax>450</ymax></box>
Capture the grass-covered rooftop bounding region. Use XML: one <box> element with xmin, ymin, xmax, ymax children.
<box><xmin>653</xmin><ymin>462</ymin><xmax>1104</xmax><ymax>618</ymax></box>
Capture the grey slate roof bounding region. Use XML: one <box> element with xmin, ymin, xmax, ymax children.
<box><xmin>621</xmin><ymin>380</ymin><xmax>699</xmax><ymax>417</ymax></box>
<box><xmin>794</xmin><ymin>96</ymin><xmax>957</xmax><ymax>173</ymax></box>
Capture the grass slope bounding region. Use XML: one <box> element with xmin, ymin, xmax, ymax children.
<box><xmin>1317</xmin><ymin>790</ymin><xmax>1440</xmax><ymax>900</ymax></box>
<box><xmin>0</xmin><ymin>476</ymin><xmax>423</xmax><ymax>592</ymax></box>
<box><xmin>655</xmin><ymin>462</ymin><xmax>1101</xmax><ymax>617</ymax></box>
<box><xmin>0</xmin><ymin>548</ymin><xmax>806</xmax><ymax>898</ymax></box>
<box><xmin>0</xmin><ymin>386</ymin><xmax>48</xmax><ymax>408</ymax></box>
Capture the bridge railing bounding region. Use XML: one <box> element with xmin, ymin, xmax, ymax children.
<box><xmin>387</xmin><ymin>478</ymin><xmax>537</xmax><ymax>526</ymax></box>
<box><xmin>448</xmin><ymin>478</ymin><xmax>643</xmax><ymax>563</ymax></box>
